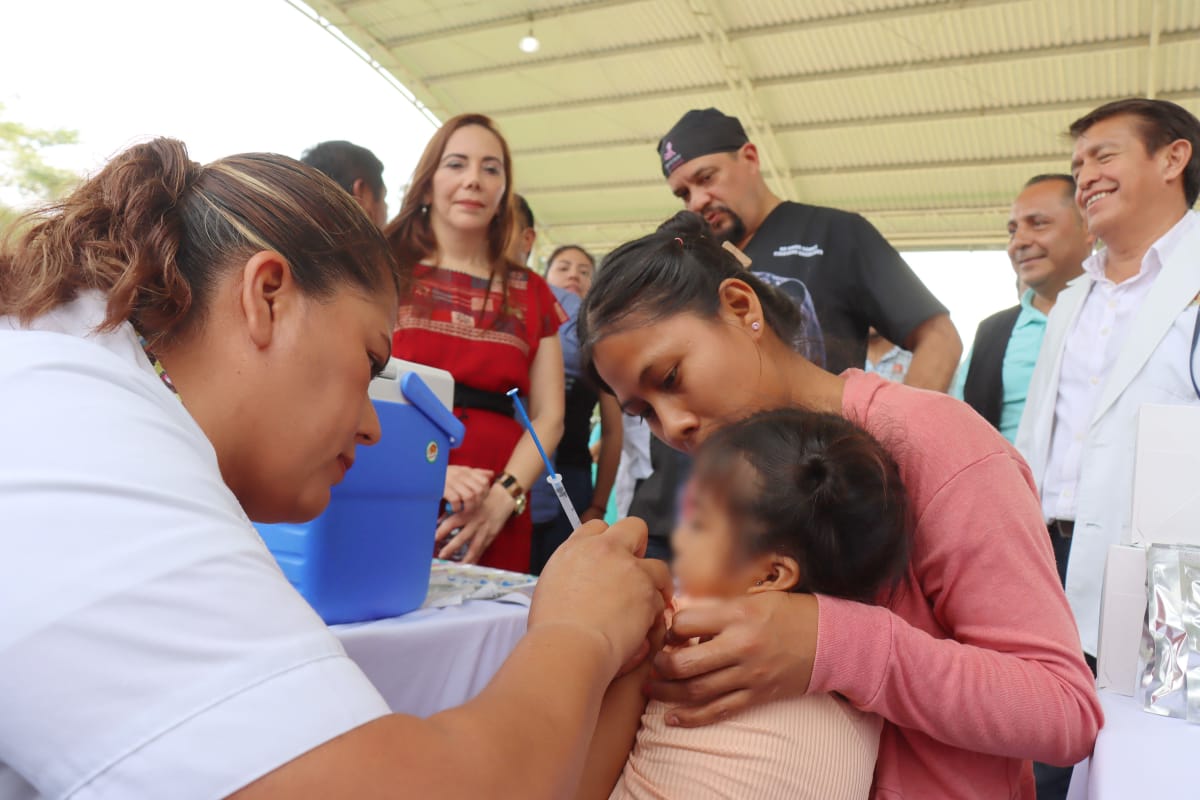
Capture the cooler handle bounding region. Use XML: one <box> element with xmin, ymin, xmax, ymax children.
<box><xmin>401</xmin><ymin>372</ymin><xmax>465</xmax><ymax>448</ymax></box>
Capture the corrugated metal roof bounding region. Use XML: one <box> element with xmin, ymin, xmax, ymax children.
<box><xmin>296</xmin><ymin>0</ymin><xmax>1200</xmax><ymax>256</ymax></box>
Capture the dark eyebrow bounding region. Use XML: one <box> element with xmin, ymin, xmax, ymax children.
<box><xmin>617</xmin><ymin>360</ymin><xmax>663</xmax><ymax>414</ymax></box>
<box><xmin>442</xmin><ymin>152</ymin><xmax>503</xmax><ymax>167</ymax></box>
<box><xmin>1071</xmin><ymin>139</ymin><xmax>1118</xmax><ymax>171</ymax></box>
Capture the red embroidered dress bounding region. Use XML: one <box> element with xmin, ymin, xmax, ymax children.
<box><xmin>393</xmin><ymin>264</ymin><xmax>566</xmax><ymax>572</ymax></box>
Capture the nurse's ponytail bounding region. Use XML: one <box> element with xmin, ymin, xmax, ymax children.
<box><xmin>1</xmin><ymin>138</ymin><xmax>400</xmax><ymax>346</ymax></box>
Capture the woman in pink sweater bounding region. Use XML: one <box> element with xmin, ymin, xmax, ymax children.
<box><xmin>577</xmin><ymin>212</ymin><xmax>1103</xmax><ymax>799</ymax></box>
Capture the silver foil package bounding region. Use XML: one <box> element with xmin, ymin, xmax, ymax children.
<box><xmin>1138</xmin><ymin>544</ymin><xmax>1196</xmax><ymax>719</ymax></box>
<box><xmin>1182</xmin><ymin>549</ymin><xmax>1200</xmax><ymax>723</ymax></box>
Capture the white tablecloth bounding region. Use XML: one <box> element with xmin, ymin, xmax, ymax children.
<box><xmin>1067</xmin><ymin>689</ymin><xmax>1200</xmax><ymax>799</ymax></box>
<box><xmin>333</xmin><ymin>599</ymin><xmax>529</xmax><ymax>717</ymax></box>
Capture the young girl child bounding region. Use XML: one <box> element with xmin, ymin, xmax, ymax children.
<box><xmin>581</xmin><ymin>407</ymin><xmax>910</xmax><ymax>799</ymax></box>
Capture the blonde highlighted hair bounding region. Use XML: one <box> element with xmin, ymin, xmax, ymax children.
<box><xmin>0</xmin><ymin>138</ymin><xmax>400</xmax><ymax>346</ymax></box>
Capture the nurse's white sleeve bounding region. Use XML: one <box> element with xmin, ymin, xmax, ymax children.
<box><xmin>0</xmin><ymin>331</ymin><xmax>390</xmax><ymax>799</ymax></box>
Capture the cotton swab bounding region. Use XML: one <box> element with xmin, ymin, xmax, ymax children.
<box><xmin>507</xmin><ymin>388</ymin><xmax>584</xmax><ymax>530</ymax></box>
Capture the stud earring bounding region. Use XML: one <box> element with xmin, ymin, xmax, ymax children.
<box><xmin>754</xmin><ymin>579</ymin><xmax>764</xmax><ymax>586</ymax></box>
<box><xmin>420</xmin><ymin>203</ymin><xmax>429</xmax><ymax>215</ymax></box>
<box><xmin>751</xmin><ymin>321</ymin><xmax>761</xmax><ymax>331</ymax></box>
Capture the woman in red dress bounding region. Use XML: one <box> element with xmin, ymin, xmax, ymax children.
<box><xmin>386</xmin><ymin>113</ymin><xmax>566</xmax><ymax>572</ymax></box>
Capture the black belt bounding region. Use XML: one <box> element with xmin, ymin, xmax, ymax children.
<box><xmin>1048</xmin><ymin>519</ymin><xmax>1075</xmax><ymax>539</ymax></box>
<box><xmin>453</xmin><ymin>383</ymin><xmax>514</xmax><ymax>418</ymax></box>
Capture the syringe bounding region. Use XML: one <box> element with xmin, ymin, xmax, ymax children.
<box><xmin>507</xmin><ymin>388</ymin><xmax>584</xmax><ymax>531</ymax></box>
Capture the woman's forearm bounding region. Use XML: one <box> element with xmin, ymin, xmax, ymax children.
<box><xmin>232</xmin><ymin>625</ymin><xmax>616</xmax><ymax>800</ymax></box>
<box><xmin>590</xmin><ymin>396</ymin><xmax>623</xmax><ymax>513</ymax></box>
<box><xmin>809</xmin><ymin>456</ymin><xmax>1103</xmax><ymax>765</ymax></box>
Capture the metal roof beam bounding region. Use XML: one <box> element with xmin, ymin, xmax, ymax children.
<box><xmin>521</xmin><ymin>152</ymin><xmax>1070</xmax><ymax>195</ymax></box>
<box><xmin>534</xmin><ymin>229</ymin><xmax>1011</xmax><ymax>252</ymax></box>
<box><xmin>1147</xmin><ymin>0</ymin><xmax>1163</xmax><ymax>98</ymax></box>
<box><xmin>423</xmin><ymin>0</ymin><xmax>1017</xmax><ymax>85</ymax></box>
<box><xmin>481</xmin><ymin>29</ymin><xmax>1199</xmax><ymax>118</ymax></box>
<box><xmin>426</xmin><ymin>36</ymin><xmax>704</xmax><ymax>84</ymax></box>
<box><xmin>290</xmin><ymin>0</ymin><xmax>453</xmax><ymax>121</ymax></box>
<box><xmin>508</xmin><ymin>89</ymin><xmax>1200</xmax><ymax>157</ymax></box>
<box><xmin>681</xmin><ymin>0</ymin><xmax>793</xmax><ymax>200</ymax></box>
<box><xmin>378</xmin><ymin>0</ymin><xmax>644</xmax><ymax>48</ymax></box>
<box><xmin>534</xmin><ymin>205</ymin><xmax>1011</xmax><ymax>229</ymax></box>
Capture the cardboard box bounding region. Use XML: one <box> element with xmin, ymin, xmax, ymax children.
<box><xmin>1131</xmin><ymin>404</ymin><xmax>1200</xmax><ymax>548</ymax></box>
<box><xmin>1096</xmin><ymin>544</ymin><xmax>1148</xmax><ymax>696</ymax></box>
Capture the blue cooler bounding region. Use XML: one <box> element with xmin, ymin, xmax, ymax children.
<box><xmin>257</xmin><ymin>358</ymin><xmax>464</xmax><ymax>624</ymax></box>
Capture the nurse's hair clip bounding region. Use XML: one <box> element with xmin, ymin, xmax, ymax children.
<box><xmin>721</xmin><ymin>240</ymin><xmax>753</xmax><ymax>269</ymax></box>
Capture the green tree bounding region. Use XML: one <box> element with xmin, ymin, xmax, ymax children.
<box><xmin>0</xmin><ymin>103</ymin><xmax>79</xmax><ymax>234</ymax></box>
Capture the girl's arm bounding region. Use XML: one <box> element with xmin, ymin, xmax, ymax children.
<box><xmin>584</xmin><ymin>394</ymin><xmax>624</xmax><ymax>522</ymax></box>
<box><xmin>574</xmin><ymin>658</ymin><xmax>653</xmax><ymax>800</ymax></box>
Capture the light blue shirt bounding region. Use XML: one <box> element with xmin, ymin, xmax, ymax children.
<box><xmin>864</xmin><ymin>345</ymin><xmax>912</xmax><ymax>383</ymax></box>
<box><xmin>951</xmin><ymin>289</ymin><xmax>1048</xmax><ymax>443</ymax></box>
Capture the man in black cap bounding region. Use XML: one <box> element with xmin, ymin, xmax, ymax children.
<box><xmin>658</xmin><ymin>108</ymin><xmax>962</xmax><ymax>386</ymax></box>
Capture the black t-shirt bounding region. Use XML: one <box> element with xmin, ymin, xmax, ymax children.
<box><xmin>741</xmin><ymin>202</ymin><xmax>948</xmax><ymax>374</ymax></box>
<box><xmin>557</xmin><ymin>376</ymin><xmax>598</xmax><ymax>469</ymax></box>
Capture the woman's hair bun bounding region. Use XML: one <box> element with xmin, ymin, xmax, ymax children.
<box><xmin>798</xmin><ymin>454</ymin><xmax>830</xmax><ymax>494</ymax></box>
<box><xmin>655</xmin><ymin>210</ymin><xmax>712</xmax><ymax>241</ymax></box>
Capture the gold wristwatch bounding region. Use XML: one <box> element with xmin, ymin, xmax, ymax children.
<box><xmin>496</xmin><ymin>472</ymin><xmax>527</xmax><ymax>516</ymax></box>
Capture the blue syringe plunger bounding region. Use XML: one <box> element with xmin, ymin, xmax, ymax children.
<box><xmin>508</xmin><ymin>388</ymin><xmax>584</xmax><ymax>530</ymax></box>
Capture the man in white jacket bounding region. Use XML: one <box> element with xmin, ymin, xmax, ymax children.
<box><xmin>1016</xmin><ymin>95</ymin><xmax>1200</xmax><ymax>800</ymax></box>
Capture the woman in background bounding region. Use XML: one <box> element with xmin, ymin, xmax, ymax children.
<box><xmin>387</xmin><ymin>113</ymin><xmax>565</xmax><ymax>571</ymax></box>
<box><xmin>529</xmin><ymin>245</ymin><xmax>623</xmax><ymax>574</ymax></box>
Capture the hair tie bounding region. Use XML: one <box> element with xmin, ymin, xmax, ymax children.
<box><xmin>673</xmin><ymin>236</ymin><xmax>684</xmax><ymax>247</ymax></box>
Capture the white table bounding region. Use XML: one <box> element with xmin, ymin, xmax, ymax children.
<box><xmin>334</xmin><ymin>599</ymin><xmax>529</xmax><ymax>717</ymax></box>
<box><xmin>1067</xmin><ymin>689</ymin><xmax>1200</xmax><ymax>799</ymax></box>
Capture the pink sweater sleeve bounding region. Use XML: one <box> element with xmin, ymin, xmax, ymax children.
<box><xmin>807</xmin><ymin>452</ymin><xmax>1103</xmax><ymax>766</ymax></box>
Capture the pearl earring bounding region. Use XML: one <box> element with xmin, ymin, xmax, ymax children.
<box><xmin>420</xmin><ymin>203</ymin><xmax>429</xmax><ymax>215</ymax></box>
<box><xmin>751</xmin><ymin>321</ymin><xmax>761</xmax><ymax>331</ymax></box>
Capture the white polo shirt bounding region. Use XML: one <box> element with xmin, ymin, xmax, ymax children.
<box><xmin>0</xmin><ymin>292</ymin><xmax>390</xmax><ymax>799</ymax></box>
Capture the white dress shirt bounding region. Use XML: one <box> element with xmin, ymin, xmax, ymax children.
<box><xmin>1042</xmin><ymin>212</ymin><xmax>1198</xmax><ymax>522</ymax></box>
<box><xmin>614</xmin><ymin>415</ymin><xmax>654</xmax><ymax>518</ymax></box>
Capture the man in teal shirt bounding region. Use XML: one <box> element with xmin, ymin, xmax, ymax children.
<box><xmin>952</xmin><ymin>175</ymin><xmax>1093</xmax><ymax>441</ymax></box>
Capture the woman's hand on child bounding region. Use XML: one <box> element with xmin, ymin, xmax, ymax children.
<box><xmin>646</xmin><ymin>592</ymin><xmax>820</xmax><ymax>727</ymax></box>
<box><xmin>531</xmin><ymin>518</ymin><xmax>673</xmax><ymax>677</ymax></box>
<box><xmin>442</xmin><ymin>466</ymin><xmax>494</xmax><ymax>514</ymax></box>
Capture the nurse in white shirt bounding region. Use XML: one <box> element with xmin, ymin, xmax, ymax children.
<box><xmin>0</xmin><ymin>138</ymin><xmax>670</xmax><ymax>800</ymax></box>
